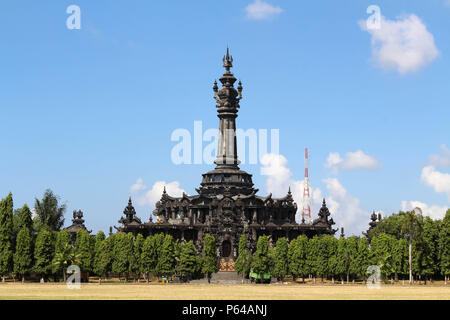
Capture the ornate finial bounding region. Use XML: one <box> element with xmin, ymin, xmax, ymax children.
<box><xmin>288</xmin><ymin>186</ymin><xmax>291</xmax><ymax>194</ymax></box>
<box><xmin>163</xmin><ymin>186</ymin><xmax>167</xmax><ymax>194</ymax></box>
<box><xmin>340</xmin><ymin>227</ymin><xmax>345</xmax><ymax>238</ymax></box>
<box><xmin>223</xmin><ymin>47</ymin><xmax>233</xmax><ymax>72</ymax></box>
<box><xmin>213</xmin><ymin>80</ymin><xmax>218</xmax><ymax>92</ymax></box>
<box><xmin>128</xmin><ymin>196</ymin><xmax>132</xmax><ymax>205</ymax></box>
<box><xmin>322</xmin><ymin>198</ymin><xmax>326</xmax><ymax>207</ymax></box>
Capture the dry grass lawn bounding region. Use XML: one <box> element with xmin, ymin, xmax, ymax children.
<box><xmin>0</xmin><ymin>283</ymin><xmax>449</xmax><ymax>300</ymax></box>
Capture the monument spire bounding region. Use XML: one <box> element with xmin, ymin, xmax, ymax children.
<box><xmin>213</xmin><ymin>48</ymin><xmax>243</xmax><ymax>169</ymax></box>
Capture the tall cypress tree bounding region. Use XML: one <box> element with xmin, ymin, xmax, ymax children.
<box><xmin>370</xmin><ymin>233</ymin><xmax>395</xmax><ymax>281</ymax></box>
<box><xmin>75</xmin><ymin>229</ymin><xmax>93</xmax><ymax>277</ymax></box>
<box><xmin>235</xmin><ymin>234</ymin><xmax>250</xmax><ymax>280</ymax></box>
<box><xmin>94</xmin><ymin>237</ymin><xmax>112</xmax><ymax>283</ymax></box>
<box><xmin>355</xmin><ymin>237</ymin><xmax>370</xmax><ymax>282</ymax></box>
<box><xmin>52</xmin><ymin>229</ymin><xmax>73</xmax><ymax>281</ymax></box>
<box><xmin>316</xmin><ymin>236</ymin><xmax>331</xmax><ymax>283</ymax></box>
<box><xmin>273</xmin><ymin>237</ymin><xmax>289</xmax><ymax>282</ymax></box>
<box><xmin>156</xmin><ymin>234</ymin><xmax>176</xmax><ymax>278</ymax></box>
<box><xmin>421</xmin><ymin>216</ymin><xmax>440</xmax><ymax>283</ymax></box>
<box><xmin>346</xmin><ymin>236</ymin><xmax>359</xmax><ymax>282</ymax></box>
<box><xmin>439</xmin><ymin>209</ymin><xmax>450</xmax><ymax>284</ymax></box>
<box><xmin>14</xmin><ymin>227</ymin><xmax>33</xmax><ymax>283</ymax></box>
<box><xmin>306</xmin><ymin>236</ymin><xmax>320</xmax><ymax>283</ymax></box>
<box><xmin>178</xmin><ymin>241</ymin><xmax>200</xmax><ymax>281</ymax></box>
<box><xmin>141</xmin><ymin>235</ymin><xmax>157</xmax><ymax>283</ymax></box>
<box><xmin>294</xmin><ymin>235</ymin><xmax>309</xmax><ymax>282</ymax></box>
<box><xmin>34</xmin><ymin>228</ymin><xmax>54</xmax><ymax>282</ymax></box>
<box><xmin>287</xmin><ymin>238</ymin><xmax>298</xmax><ymax>280</ymax></box>
<box><xmin>112</xmin><ymin>232</ymin><xmax>129</xmax><ymax>279</ymax></box>
<box><xmin>202</xmin><ymin>234</ymin><xmax>218</xmax><ymax>283</ymax></box>
<box><xmin>134</xmin><ymin>233</ymin><xmax>144</xmax><ymax>281</ymax></box>
<box><xmin>327</xmin><ymin>236</ymin><xmax>339</xmax><ymax>283</ymax></box>
<box><xmin>13</xmin><ymin>204</ymin><xmax>33</xmax><ymax>242</ymax></box>
<box><xmin>335</xmin><ymin>236</ymin><xmax>348</xmax><ymax>284</ymax></box>
<box><xmin>0</xmin><ymin>193</ymin><xmax>14</xmax><ymax>282</ymax></box>
<box><xmin>93</xmin><ymin>231</ymin><xmax>106</xmax><ymax>276</ymax></box>
<box><xmin>251</xmin><ymin>236</ymin><xmax>270</xmax><ymax>280</ymax></box>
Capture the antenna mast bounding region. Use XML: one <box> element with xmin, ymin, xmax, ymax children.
<box><xmin>302</xmin><ymin>148</ymin><xmax>312</xmax><ymax>224</ymax></box>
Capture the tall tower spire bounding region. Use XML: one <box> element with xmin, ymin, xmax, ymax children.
<box><xmin>302</xmin><ymin>148</ymin><xmax>312</xmax><ymax>224</ymax></box>
<box><xmin>213</xmin><ymin>48</ymin><xmax>243</xmax><ymax>169</ymax></box>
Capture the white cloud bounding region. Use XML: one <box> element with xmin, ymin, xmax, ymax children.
<box><xmin>325</xmin><ymin>150</ymin><xmax>379</xmax><ymax>172</ymax></box>
<box><xmin>401</xmin><ymin>200</ymin><xmax>448</xmax><ymax>220</ymax></box>
<box><xmin>245</xmin><ymin>0</ymin><xmax>283</xmax><ymax>20</ymax></box>
<box><xmin>130</xmin><ymin>178</ymin><xmax>185</xmax><ymax>208</ymax></box>
<box><xmin>260</xmin><ymin>153</ymin><xmax>368</xmax><ymax>235</ymax></box>
<box><xmin>323</xmin><ymin>178</ymin><xmax>368</xmax><ymax>236</ymax></box>
<box><xmin>359</xmin><ymin>14</ymin><xmax>439</xmax><ymax>74</ymax></box>
<box><xmin>421</xmin><ymin>166</ymin><xmax>450</xmax><ymax>201</ymax></box>
<box><xmin>130</xmin><ymin>178</ymin><xmax>147</xmax><ymax>193</ymax></box>
<box><xmin>429</xmin><ymin>144</ymin><xmax>450</xmax><ymax>167</ymax></box>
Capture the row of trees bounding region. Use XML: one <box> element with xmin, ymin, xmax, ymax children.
<box><xmin>3</xmin><ymin>225</ymin><xmax>220</xmax><ymax>283</ymax></box>
<box><xmin>235</xmin><ymin>219</ymin><xmax>450</xmax><ymax>284</ymax></box>
<box><xmin>1</xmin><ymin>191</ymin><xmax>449</xmax><ymax>284</ymax></box>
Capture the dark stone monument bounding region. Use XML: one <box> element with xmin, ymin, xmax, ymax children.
<box><xmin>116</xmin><ymin>49</ymin><xmax>337</xmax><ymax>270</ymax></box>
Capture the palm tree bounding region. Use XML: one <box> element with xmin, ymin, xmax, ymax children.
<box><xmin>34</xmin><ymin>189</ymin><xmax>66</xmax><ymax>231</ymax></box>
<box><xmin>401</xmin><ymin>209</ymin><xmax>423</xmax><ymax>285</ymax></box>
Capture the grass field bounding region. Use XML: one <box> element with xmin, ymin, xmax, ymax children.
<box><xmin>0</xmin><ymin>283</ymin><xmax>449</xmax><ymax>300</ymax></box>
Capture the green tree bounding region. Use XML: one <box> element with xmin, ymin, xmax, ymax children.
<box><xmin>235</xmin><ymin>235</ymin><xmax>251</xmax><ymax>280</ymax></box>
<box><xmin>52</xmin><ymin>230</ymin><xmax>72</xmax><ymax>280</ymax></box>
<box><xmin>14</xmin><ymin>227</ymin><xmax>33</xmax><ymax>283</ymax></box>
<box><xmin>251</xmin><ymin>236</ymin><xmax>270</xmax><ymax>279</ymax></box>
<box><xmin>13</xmin><ymin>204</ymin><xmax>33</xmax><ymax>241</ymax></box>
<box><xmin>75</xmin><ymin>229</ymin><xmax>93</xmax><ymax>277</ymax></box>
<box><xmin>326</xmin><ymin>236</ymin><xmax>339</xmax><ymax>283</ymax></box>
<box><xmin>335</xmin><ymin>236</ymin><xmax>348</xmax><ymax>284</ymax></box>
<box><xmin>34</xmin><ymin>189</ymin><xmax>66</xmax><ymax>232</ymax></box>
<box><xmin>292</xmin><ymin>235</ymin><xmax>309</xmax><ymax>282</ymax></box>
<box><xmin>439</xmin><ymin>209</ymin><xmax>450</xmax><ymax>284</ymax></box>
<box><xmin>397</xmin><ymin>238</ymin><xmax>409</xmax><ymax>280</ymax></box>
<box><xmin>354</xmin><ymin>237</ymin><xmax>370</xmax><ymax>282</ymax></box>
<box><xmin>202</xmin><ymin>234</ymin><xmax>218</xmax><ymax>283</ymax></box>
<box><xmin>306</xmin><ymin>236</ymin><xmax>320</xmax><ymax>283</ymax></box>
<box><xmin>34</xmin><ymin>228</ymin><xmax>54</xmax><ymax>282</ymax></box>
<box><xmin>52</xmin><ymin>242</ymin><xmax>80</xmax><ymax>282</ymax></box>
<box><xmin>94</xmin><ymin>237</ymin><xmax>112</xmax><ymax>283</ymax></box>
<box><xmin>346</xmin><ymin>236</ymin><xmax>360</xmax><ymax>282</ymax></box>
<box><xmin>156</xmin><ymin>234</ymin><xmax>176</xmax><ymax>278</ymax></box>
<box><xmin>0</xmin><ymin>193</ymin><xmax>14</xmax><ymax>282</ymax></box>
<box><xmin>134</xmin><ymin>233</ymin><xmax>144</xmax><ymax>281</ymax></box>
<box><xmin>141</xmin><ymin>235</ymin><xmax>159</xmax><ymax>283</ymax></box>
<box><xmin>178</xmin><ymin>241</ymin><xmax>200</xmax><ymax>281</ymax></box>
<box><xmin>93</xmin><ymin>231</ymin><xmax>106</xmax><ymax>276</ymax></box>
<box><xmin>112</xmin><ymin>232</ymin><xmax>134</xmax><ymax>281</ymax></box>
<box><xmin>273</xmin><ymin>237</ymin><xmax>289</xmax><ymax>282</ymax></box>
<box><xmin>287</xmin><ymin>238</ymin><xmax>298</xmax><ymax>280</ymax></box>
<box><xmin>370</xmin><ymin>233</ymin><xmax>395</xmax><ymax>281</ymax></box>
<box><xmin>401</xmin><ymin>210</ymin><xmax>423</xmax><ymax>285</ymax></box>
<box><xmin>421</xmin><ymin>216</ymin><xmax>440</xmax><ymax>283</ymax></box>
<box><xmin>316</xmin><ymin>235</ymin><xmax>333</xmax><ymax>283</ymax></box>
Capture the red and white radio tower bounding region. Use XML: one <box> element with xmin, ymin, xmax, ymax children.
<box><xmin>302</xmin><ymin>148</ymin><xmax>312</xmax><ymax>224</ymax></box>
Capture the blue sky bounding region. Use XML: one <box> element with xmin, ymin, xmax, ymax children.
<box><xmin>0</xmin><ymin>0</ymin><xmax>449</xmax><ymax>235</ymax></box>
